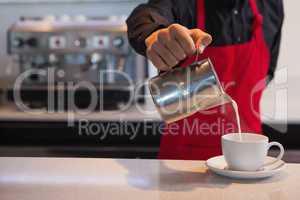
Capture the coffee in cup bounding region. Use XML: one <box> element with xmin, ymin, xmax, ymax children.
<box><xmin>222</xmin><ymin>133</ymin><xmax>284</xmax><ymax>171</ymax></box>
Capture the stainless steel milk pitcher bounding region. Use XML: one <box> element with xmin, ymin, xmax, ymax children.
<box><xmin>149</xmin><ymin>58</ymin><xmax>231</xmax><ymax>124</ymax></box>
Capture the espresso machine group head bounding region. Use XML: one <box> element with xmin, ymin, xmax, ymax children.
<box><xmin>7</xmin><ymin>16</ymin><xmax>147</xmax><ymax>110</ymax></box>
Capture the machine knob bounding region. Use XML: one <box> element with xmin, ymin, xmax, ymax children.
<box><xmin>26</xmin><ymin>37</ymin><xmax>38</xmax><ymax>48</ymax></box>
<box><xmin>49</xmin><ymin>54</ymin><xmax>58</xmax><ymax>64</ymax></box>
<box><xmin>12</xmin><ymin>38</ymin><xmax>24</xmax><ymax>48</ymax></box>
<box><xmin>90</xmin><ymin>53</ymin><xmax>103</xmax><ymax>70</ymax></box>
<box><xmin>74</xmin><ymin>37</ymin><xmax>87</xmax><ymax>48</ymax></box>
<box><xmin>90</xmin><ymin>53</ymin><xmax>102</xmax><ymax>64</ymax></box>
<box><xmin>112</xmin><ymin>36</ymin><xmax>124</xmax><ymax>48</ymax></box>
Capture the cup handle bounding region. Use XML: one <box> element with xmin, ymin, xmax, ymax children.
<box><xmin>263</xmin><ymin>142</ymin><xmax>285</xmax><ymax>168</ymax></box>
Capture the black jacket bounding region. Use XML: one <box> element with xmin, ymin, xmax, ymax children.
<box><xmin>126</xmin><ymin>0</ymin><xmax>284</xmax><ymax>80</ymax></box>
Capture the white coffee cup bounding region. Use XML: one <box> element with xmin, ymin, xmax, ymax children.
<box><xmin>222</xmin><ymin>133</ymin><xmax>284</xmax><ymax>171</ymax></box>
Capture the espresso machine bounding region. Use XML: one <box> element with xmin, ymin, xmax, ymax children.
<box><xmin>6</xmin><ymin>16</ymin><xmax>147</xmax><ymax>110</ymax></box>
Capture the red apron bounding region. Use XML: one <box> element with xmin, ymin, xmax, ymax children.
<box><xmin>159</xmin><ymin>0</ymin><xmax>270</xmax><ymax>160</ymax></box>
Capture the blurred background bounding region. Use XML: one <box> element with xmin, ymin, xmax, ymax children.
<box><xmin>0</xmin><ymin>0</ymin><xmax>299</xmax><ymax>161</ymax></box>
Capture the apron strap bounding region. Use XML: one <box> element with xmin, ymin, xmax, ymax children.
<box><xmin>249</xmin><ymin>0</ymin><xmax>263</xmax><ymax>34</ymax></box>
<box><xmin>249</xmin><ymin>0</ymin><xmax>260</xmax><ymax>17</ymax></box>
<box><xmin>197</xmin><ymin>0</ymin><xmax>205</xmax><ymax>30</ymax></box>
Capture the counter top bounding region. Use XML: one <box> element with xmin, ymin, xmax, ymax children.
<box><xmin>0</xmin><ymin>157</ymin><xmax>299</xmax><ymax>200</ymax></box>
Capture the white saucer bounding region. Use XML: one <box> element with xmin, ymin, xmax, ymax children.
<box><xmin>206</xmin><ymin>156</ymin><xmax>285</xmax><ymax>179</ymax></box>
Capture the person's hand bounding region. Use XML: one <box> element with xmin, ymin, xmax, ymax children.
<box><xmin>145</xmin><ymin>23</ymin><xmax>212</xmax><ymax>71</ymax></box>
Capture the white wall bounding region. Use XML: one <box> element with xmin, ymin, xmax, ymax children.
<box><xmin>261</xmin><ymin>0</ymin><xmax>300</xmax><ymax>123</ymax></box>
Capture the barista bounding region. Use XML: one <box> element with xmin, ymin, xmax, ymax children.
<box><xmin>127</xmin><ymin>0</ymin><xmax>284</xmax><ymax>160</ymax></box>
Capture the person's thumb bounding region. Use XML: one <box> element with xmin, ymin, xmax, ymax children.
<box><xmin>189</xmin><ymin>29</ymin><xmax>212</xmax><ymax>52</ymax></box>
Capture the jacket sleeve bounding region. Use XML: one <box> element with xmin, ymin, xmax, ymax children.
<box><xmin>126</xmin><ymin>0</ymin><xmax>176</xmax><ymax>56</ymax></box>
<box><xmin>268</xmin><ymin>0</ymin><xmax>284</xmax><ymax>81</ymax></box>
